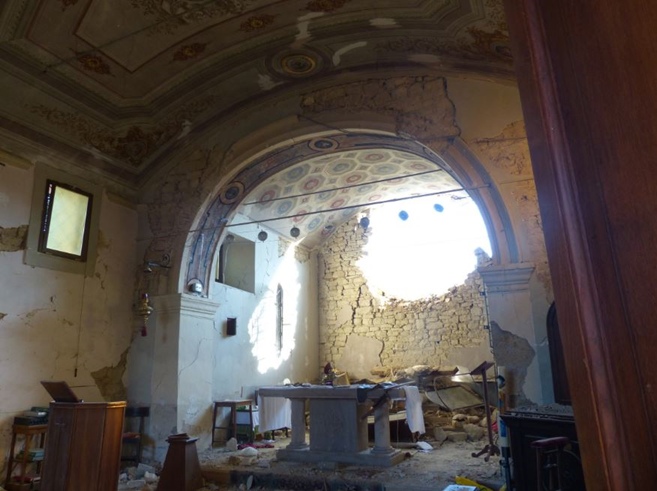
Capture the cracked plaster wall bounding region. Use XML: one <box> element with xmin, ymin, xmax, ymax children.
<box><xmin>209</xmin><ymin>218</ymin><xmax>319</xmax><ymax>398</ymax></box>
<box><xmin>133</xmin><ymin>216</ymin><xmax>324</xmax><ymax>459</ymax></box>
<box><xmin>0</xmin><ymin>163</ymin><xmax>137</xmax><ymax>475</ymax></box>
<box><xmin>318</xmin><ymin>218</ymin><xmax>491</xmax><ymax>376</ymax></box>
<box><xmin>136</xmin><ymin>73</ymin><xmax>555</xmax><ymax>438</ymax></box>
<box><xmin>490</xmin><ymin>321</ymin><xmax>536</xmax><ymax>407</ymax></box>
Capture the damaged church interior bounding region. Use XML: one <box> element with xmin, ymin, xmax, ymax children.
<box><xmin>1</xmin><ymin>0</ymin><xmax>657</xmax><ymax>490</ymax></box>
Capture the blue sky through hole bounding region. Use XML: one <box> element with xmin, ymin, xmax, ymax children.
<box><xmin>357</xmin><ymin>194</ymin><xmax>492</xmax><ymax>301</ymax></box>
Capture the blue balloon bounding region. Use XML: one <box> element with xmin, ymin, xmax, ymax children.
<box><xmin>398</xmin><ymin>210</ymin><xmax>409</xmax><ymax>221</ymax></box>
<box><xmin>434</xmin><ymin>203</ymin><xmax>444</xmax><ymax>212</ymax></box>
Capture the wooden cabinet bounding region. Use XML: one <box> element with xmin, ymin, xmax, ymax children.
<box><xmin>4</xmin><ymin>424</ymin><xmax>47</xmax><ymax>491</ymax></box>
<box><xmin>502</xmin><ymin>411</ymin><xmax>585</xmax><ymax>491</ymax></box>
<box><xmin>40</xmin><ymin>401</ymin><xmax>126</xmax><ymax>491</ymax></box>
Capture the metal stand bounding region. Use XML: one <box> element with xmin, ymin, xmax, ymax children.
<box><xmin>470</xmin><ymin>361</ymin><xmax>501</xmax><ymax>462</ymax></box>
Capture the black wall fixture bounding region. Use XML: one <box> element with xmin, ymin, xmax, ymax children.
<box><xmin>226</xmin><ymin>317</ymin><xmax>237</xmax><ymax>336</ymax></box>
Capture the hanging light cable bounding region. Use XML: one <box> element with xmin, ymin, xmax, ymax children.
<box><xmin>135</xmin><ymin>184</ymin><xmax>489</xmax><ymax>241</ymax></box>
<box><xmin>240</xmin><ymin>168</ymin><xmax>444</xmax><ymax>207</ymax></box>
<box><xmin>224</xmin><ymin>185</ymin><xmax>489</xmax><ymax>229</ymax></box>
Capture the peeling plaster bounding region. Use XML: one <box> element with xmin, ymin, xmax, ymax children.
<box><xmin>300</xmin><ymin>76</ymin><xmax>460</xmax><ymax>144</ymax></box>
<box><xmin>490</xmin><ymin>321</ymin><xmax>535</xmax><ymax>406</ymax></box>
<box><xmin>472</xmin><ymin>121</ymin><xmax>552</xmax><ymax>296</ymax></box>
<box><xmin>177</xmin><ymin>120</ymin><xmax>192</xmax><ymax>140</ymax></box>
<box><xmin>332</xmin><ymin>41</ymin><xmax>367</xmax><ymax>65</ymax></box>
<box><xmin>258</xmin><ymin>74</ymin><xmax>283</xmax><ymax>91</ymax></box>
<box><xmin>294</xmin><ymin>12</ymin><xmax>324</xmax><ymax>44</ymax></box>
<box><xmin>90</xmin><ymin>347</ymin><xmax>129</xmax><ymax>402</ymax></box>
<box><xmin>0</xmin><ymin>225</ymin><xmax>27</xmax><ymax>251</ymax></box>
<box><xmin>96</xmin><ymin>229</ymin><xmax>110</xmax><ymax>252</ymax></box>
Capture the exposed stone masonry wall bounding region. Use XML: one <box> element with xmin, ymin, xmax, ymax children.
<box><xmin>318</xmin><ymin>219</ymin><xmax>489</xmax><ymax>375</ymax></box>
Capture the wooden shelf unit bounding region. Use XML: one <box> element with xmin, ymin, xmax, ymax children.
<box><xmin>4</xmin><ymin>423</ymin><xmax>48</xmax><ymax>491</ymax></box>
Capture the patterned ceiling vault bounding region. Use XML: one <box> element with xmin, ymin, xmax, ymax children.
<box><xmin>231</xmin><ymin>145</ymin><xmax>466</xmax><ymax>249</ymax></box>
<box><xmin>0</xmin><ymin>0</ymin><xmax>511</xmax><ymax>184</ymax></box>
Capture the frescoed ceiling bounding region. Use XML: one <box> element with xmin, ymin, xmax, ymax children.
<box><xmin>233</xmin><ymin>147</ymin><xmax>465</xmax><ymax>249</ymax></box>
<box><xmin>0</xmin><ymin>0</ymin><xmax>512</xmax><ymax>187</ymax></box>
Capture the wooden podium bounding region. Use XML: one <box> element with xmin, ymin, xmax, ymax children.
<box><xmin>40</xmin><ymin>401</ymin><xmax>126</xmax><ymax>491</ymax></box>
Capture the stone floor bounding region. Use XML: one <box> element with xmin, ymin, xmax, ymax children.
<box><xmin>195</xmin><ymin>435</ymin><xmax>505</xmax><ymax>491</ymax></box>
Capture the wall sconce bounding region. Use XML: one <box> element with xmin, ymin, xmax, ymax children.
<box><xmin>258</xmin><ymin>230</ymin><xmax>268</xmax><ymax>241</ymax></box>
<box><xmin>290</xmin><ymin>226</ymin><xmax>300</xmax><ymax>238</ymax></box>
<box><xmin>137</xmin><ymin>293</ymin><xmax>154</xmax><ymax>337</ymax></box>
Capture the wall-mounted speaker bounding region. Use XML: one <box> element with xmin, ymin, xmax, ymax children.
<box><xmin>226</xmin><ymin>317</ymin><xmax>237</xmax><ymax>336</ymax></box>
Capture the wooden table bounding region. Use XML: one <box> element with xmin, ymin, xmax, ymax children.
<box><xmin>258</xmin><ymin>384</ymin><xmax>407</xmax><ymax>466</ymax></box>
<box><xmin>212</xmin><ymin>399</ymin><xmax>254</xmax><ymax>444</ymax></box>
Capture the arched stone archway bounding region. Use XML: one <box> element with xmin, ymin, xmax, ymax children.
<box><xmin>131</xmin><ymin>74</ymin><xmax>553</xmax><ymax>461</ymax></box>
<box><xmin>181</xmin><ymin>131</ymin><xmax>519</xmax><ymax>296</ymax></box>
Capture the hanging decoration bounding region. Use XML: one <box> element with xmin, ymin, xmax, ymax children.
<box><xmin>135</xmin><ymin>255</ymin><xmax>170</xmax><ymax>337</ymax></box>
<box><xmin>137</xmin><ymin>293</ymin><xmax>153</xmax><ymax>337</ymax></box>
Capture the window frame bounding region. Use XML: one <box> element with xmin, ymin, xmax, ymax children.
<box><xmin>214</xmin><ymin>233</ymin><xmax>256</xmax><ymax>293</ymax></box>
<box><xmin>25</xmin><ymin>164</ymin><xmax>102</xmax><ymax>276</ymax></box>
<box><xmin>38</xmin><ymin>179</ymin><xmax>94</xmax><ymax>261</ymax></box>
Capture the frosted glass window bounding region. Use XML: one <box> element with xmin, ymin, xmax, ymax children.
<box><xmin>39</xmin><ymin>180</ymin><xmax>92</xmax><ymax>260</ymax></box>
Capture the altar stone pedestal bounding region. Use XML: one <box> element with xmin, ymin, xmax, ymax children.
<box><xmin>259</xmin><ymin>385</ymin><xmax>407</xmax><ymax>467</ymax></box>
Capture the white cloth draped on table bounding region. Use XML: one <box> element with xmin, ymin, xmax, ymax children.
<box><xmin>257</xmin><ymin>394</ymin><xmax>292</xmax><ymax>432</ymax></box>
<box><xmin>403</xmin><ymin>385</ymin><xmax>426</xmax><ymax>434</ymax></box>
<box><xmin>235</xmin><ymin>409</ymin><xmax>260</xmax><ymax>428</ymax></box>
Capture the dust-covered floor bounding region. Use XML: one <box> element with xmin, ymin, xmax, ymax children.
<box><xmin>197</xmin><ymin>434</ymin><xmax>504</xmax><ymax>491</ymax></box>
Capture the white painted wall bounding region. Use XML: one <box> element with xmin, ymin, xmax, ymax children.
<box><xmin>0</xmin><ymin>162</ymin><xmax>137</xmax><ymax>475</ymax></box>
<box><xmin>210</xmin><ymin>217</ymin><xmax>320</xmax><ymax>401</ymax></box>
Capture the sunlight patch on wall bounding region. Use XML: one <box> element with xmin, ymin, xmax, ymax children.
<box><xmin>357</xmin><ymin>194</ymin><xmax>491</xmax><ymax>302</ymax></box>
<box><xmin>248</xmin><ymin>243</ymin><xmax>300</xmax><ymax>373</ymax></box>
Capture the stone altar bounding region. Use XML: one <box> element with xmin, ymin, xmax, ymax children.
<box><xmin>258</xmin><ymin>384</ymin><xmax>408</xmax><ymax>466</ymax></box>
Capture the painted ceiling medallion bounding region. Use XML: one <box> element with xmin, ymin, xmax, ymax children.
<box><xmin>115</xmin><ymin>126</ymin><xmax>162</xmax><ymax>165</ymax></box>
<box><xmin>269</xmin><ymin>48</ymin><xmax>326</xmax><ymax>79</ymax></box>
<box><xmin>306</xmin><ymin>0</ymin><xmax>350</xmax><ymax>13</ymax></box>
<box><xmin>219</xmin><ymin>182</ymin><xmax>245</xmax><ymax>205</ymax></box>
<box><xmin>173</xmin><ymin>43</ymin><xmax>208</xmax><ymax>62</ymax></box>
<box><xmin>76</xmin><ymin>53</ymin><xmax>111</xmax><ymax>75</ymax></box>
<box><xmin>309</xmin><ymin>138</ymin><xmax>339</xmax><ymax>151</ymax></box>
<box><xmin>240</xmin><ymin>14</ymin><xmax>275</xmax><ymax>32</ymax></box>
<box><xmin>281</xmin><ymin>54</ymin><xmax>316</xmax><ymax>76</ymax></box>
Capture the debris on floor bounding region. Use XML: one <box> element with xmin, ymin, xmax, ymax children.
<box><xmin>198</xmin><ymin>431</ymin><xmax>503</xmax><ymax>491</ymax></box>
<box><xmin>117</xmin><ymin>463</ymin><xmax>159</xmax><ymax>490</ymax></box>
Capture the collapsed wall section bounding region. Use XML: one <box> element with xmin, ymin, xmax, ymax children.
<box><xmin>317</xmin><ymin>218</ymin><xmax>490</xmax><ymax>379</ymax></box>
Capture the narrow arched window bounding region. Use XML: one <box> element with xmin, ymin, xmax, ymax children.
<box><xmin>276</xmin><ymin>284</ymin><xmax>283</xmax><ymax>353</ymax></box>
